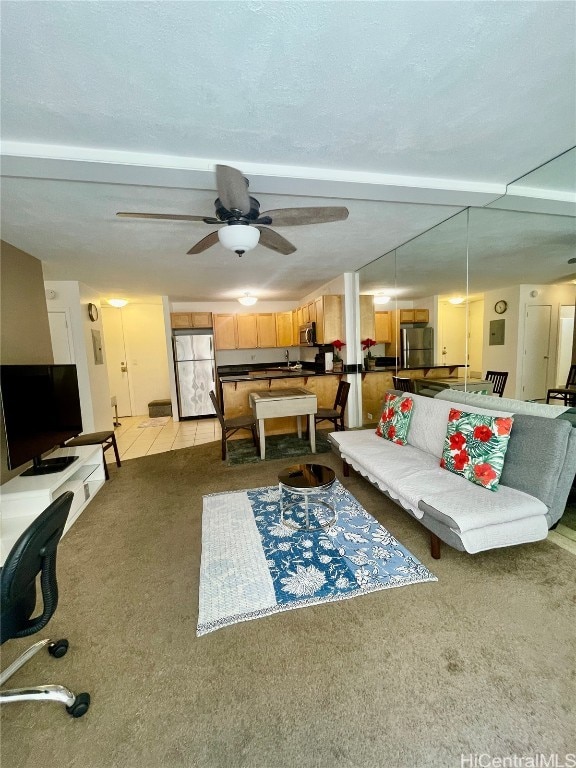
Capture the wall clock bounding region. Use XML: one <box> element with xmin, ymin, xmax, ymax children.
<box><xmin>494</xmin><ymin>300</ymin><xmax>508</xmax><ymax>315</ymax></box>
<box><xmin>88</xmin><ymin>303</ymin><xmax>99</xmax><ymax>322</ymax></box>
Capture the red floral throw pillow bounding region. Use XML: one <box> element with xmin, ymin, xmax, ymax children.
<box><xmin>375</xmin><ymin>393</ymin><xmax>414</xmax><ymax>445</ymax></box>
<box><xmin>441</xmin><ymin>409</ymin><xmax>514</xmax><ymax>491</ymax></box>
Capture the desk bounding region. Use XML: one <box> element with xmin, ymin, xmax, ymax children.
<box><xmin>249</xmin><ymin>388</ymin><xmax>317</xmax><ymax>460</ymax></box>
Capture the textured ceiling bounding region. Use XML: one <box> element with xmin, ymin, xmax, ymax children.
<box><xmin>1</xmin><ymin>1</ymin><xmax>575</xmax><ymax>301</ymax></box>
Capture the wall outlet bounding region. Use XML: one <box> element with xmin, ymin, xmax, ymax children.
<box><xmin>367</xmin><ymin>412</ymin><xmax>373</xmax><ymax>420</ymax></box>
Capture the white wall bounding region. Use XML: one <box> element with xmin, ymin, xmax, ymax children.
<box><xmin>482</xmin><ymin>282</ymin><xmax>575</xmax><ymax>400</ymax></box>
<box><xmin>467</xmin><ymin>299</ymin><xmax>484</xmax><ymax>377</ymax></box>
<box><xmin>44</xmin><ymin>281</ymin><xmax>113</xmax><ymax>433</ymax></box>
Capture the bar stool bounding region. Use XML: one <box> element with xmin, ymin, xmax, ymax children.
<box><xmin>62</xmin><ymin>430</ymin><xmax>121</xmax><ymax>480</ymax></box>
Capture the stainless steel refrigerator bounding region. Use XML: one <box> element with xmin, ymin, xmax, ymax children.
<box><xmin>400</xmin><ymin>327</ymin><xmax>434</xmax><ymax>367</ymax></box>
<box><xmin>173</xmin><ymin>330</ymin><xmax>216</xmax><ymax>418</ymax></box>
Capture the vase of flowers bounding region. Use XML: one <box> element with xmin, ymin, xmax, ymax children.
<box><xmin>331</xmin><ymin>339</ymin><xmax>345</xmax><ymax>372</ymax></box>
<box><xmin>362</xmin><ymin>338</ymin><xmax>377</xmax><ymax>370</ymax></box>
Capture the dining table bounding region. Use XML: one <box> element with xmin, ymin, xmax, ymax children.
<box><xmin>249</xmin><ymin>387</ymin><xmax>317</xmax><ymax>460</ymax></box>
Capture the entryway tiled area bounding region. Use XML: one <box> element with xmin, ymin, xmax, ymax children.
<box><xmin>109</xmin><ymin>416</ymin><xmax>222</xmax><ymax>462</ymax></box>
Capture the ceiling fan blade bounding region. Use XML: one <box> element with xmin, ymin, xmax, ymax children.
<box><xmin>258</xmin><ymin>207</ymin><xmax>349</xmax><ymax>227</ymax></box>
<box><xmin>186</xmin><ymin>231</ymin><xmax>220</xmax><ymax>255</ymax></box>
<box><xmin>117</xmin><ymin>212</ymin><xmax>219</xmax><ymax>223</ymax></box>
<box><xmin>215</xmin><ymin>165</ymin><xmax>251</xmax><ymax>215</ymax></box>
<box><xmin>256</xmin><ymin>226</ymin><xmax>296</xmax><ymax>255</ymax></box>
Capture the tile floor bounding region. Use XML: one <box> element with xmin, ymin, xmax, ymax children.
<box><xmin>109</xmin><ymin>415</ymin><xmax>222</xmax><ymax>462</ymax></box>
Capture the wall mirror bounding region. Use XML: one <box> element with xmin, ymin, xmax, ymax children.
<box><xmin>358</xmin><ymin>150</ymin><xmax>575</xmax><ymax>416</ymax></box>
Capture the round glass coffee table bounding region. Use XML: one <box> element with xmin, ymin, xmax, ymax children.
<box><xmin>278</xmin><ymin>464</ymin><xmax>336</xmax><ymax>531</ymax></box>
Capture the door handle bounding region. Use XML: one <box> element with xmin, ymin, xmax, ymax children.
<box><xmin>120</xmin><ymin>362</ymin><xmax>128</xmax><ymax>373</ymax></box>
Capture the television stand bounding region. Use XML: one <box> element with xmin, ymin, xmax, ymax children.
<box><xmin>0</xmin><ymin>445</ymin><xmax>105</xmax><ymax>566</ymax></box>
<box><xmin>21</xmin><ymin>455</ymin><xmax>79</xmax><ymax>477</ymax></box>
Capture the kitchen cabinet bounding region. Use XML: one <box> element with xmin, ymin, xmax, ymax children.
<box><xmin>359</xmin><ymin>295</ymin><xmax>376</xmax><ymax>340</ymax></box>
<box><xmin>213</xmin><ymin>314</ymin><xmax>238</xmax><ymax>350</ymax></box>
<box><xmin>375</xmin><ymin>311</ymin><xmax>392</xmax><ymax>343</ymax></box>
<box><xmin>214</xmin><ymin>312</ymin><xmax>280</xmax><ymax>349</ymax></box>
<box><xmin>307</xmin><ymin>301</ymin><xmax>317</xmax><ymax>325</ymax></box>
<box><xmin>399</xmin><ymin>309</ymin><xmax>429</xmax><ymax>324</ymax></box>
<box><xmin>170</xmin><ymin>312</ymin><xmax>213</xmax><ymax>329</ymax></box>
<box><xmin>256</xmin><ymin>314</ymin><xmax>277</xmax><ymax>347</ymax></box>
<box><xmin>314</xmin><ymin>295</ymin><xmax>342</xmax><ymax>345</ymax></box>
<box><xmin>276</xmin><ymin>312</ymin><xmax>295</xmax><ymax>347</ymax></box>
<box><xmin>236</xmin><ymin>314</ymin><xmax>258</xmax><ymax>348</ymax></box>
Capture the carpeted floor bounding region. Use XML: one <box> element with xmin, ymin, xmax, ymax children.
<box><xmin>2</xmin><ymin>440</ymin><xmax>575</xmax><ymax>768</ymax></box>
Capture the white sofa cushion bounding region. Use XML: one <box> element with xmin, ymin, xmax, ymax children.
<box><xmin>329</xmin><ymin>429</ymin><xmax>547</xmax><ymax>533</ymax></box>
<box><xmin>403</xmin><ymin>393</ymin><xmax>513</xmax><ymax>459</ymax></box>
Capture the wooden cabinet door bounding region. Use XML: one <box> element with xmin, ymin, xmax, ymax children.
<box><xmin>171</xmin><ymin>312</ymin><xmax>192</xmax><ymax>328</ymax></box>
<box><xmin>359</xmin><ymin>295</ymin><xmax>376</xmax><ymax>340</ymax></box>
<box><xmin>375</xmin><ymin>311</ymin><xmax>392</xmax><ymax>343</ymax></box>
<box><xmin>236</xmin><ymin>314</ymin><xmax>258</xmax><ymax>348</ymax></box>
<box><xmin>213</xmin><ymin>314</ymin><xmax>238</xmax><ymax>349</ymax></box>
<box><xmin>322</xmin><ymin>295</ymin><xmax>343</xmax><ymax>345</ymax></box>
<box><xmin>190</xmin><ymin>311</ymin><xmax>213</xmax><ymax>328</ymax></box>
<box><xmin>414</xmin><ymin>309</ymin><xmax>429</xmax><ymax>324</ymax></box>
<box><xmin>256</xmin><ymin>314</ymin><xmax>277</xmax><ymax>347</ymax></box>
<box><xmin>399</xmin><ymin>309</ymin><xmax>415</xmax><ymax>324</ymax></box>
<box><xmin>276</xmin><ymin>312</ymin><xmax>294</xmax><ymax>347</ymax></box>
<box><xmin>314</xmin><ymin>297</ymin><xmax>325</xmax><ymax>344</ymax></box>
<box><xmin>308</xmin><ymin>301</ymin><xmax>317</xmax><ymax>325</ymax></box>
<box><xmin>292</xmin><ymin>310</ymin><xmax>299</xmax><ymax>344</ymax></box>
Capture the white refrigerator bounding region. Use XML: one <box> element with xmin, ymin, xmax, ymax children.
<box><xmin>173</xmin><ymin>331</ymin><xmax>216</xmax><ymax>418</ymax></box>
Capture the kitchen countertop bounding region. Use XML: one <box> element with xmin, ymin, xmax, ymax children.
<box><xmin>219</xmin><ymin>369</ymin><xmax>341</xmax><ymax>383</ymax></box>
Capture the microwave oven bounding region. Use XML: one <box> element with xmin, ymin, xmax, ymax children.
<box><xmin>299</xmin><ymin>322</ymin><xmax>316</xmax><ymax>346</ymax></box>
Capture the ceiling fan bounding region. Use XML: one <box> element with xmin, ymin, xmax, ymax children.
<box><xmin>116</xmin><ymin>165</ymin><xmax>349</xmax><ymax>256</ymax></box>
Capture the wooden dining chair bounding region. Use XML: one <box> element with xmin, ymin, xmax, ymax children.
<box><xmin>484</xmin><ymin>370</ymin><xmax>509</xmax><ymax>398</ymax></box>
<box><xmin>392</xmin><ymin>376</ymin><xmax>415</xmax><ymax>393</ymax></box>
<box><xmin>314</xmin><ymin>381</ymin><xmax>350</xmax><ymax>432</ymax></box>
<box><xmin>209</xmin><ymin>391</ymin><xmax>259</xmax><ymax>460</ymax></box>
<box><xmin>546</xmin><ymin>364</ymin><xmax>576</xmax><ymax>406</ymax></box>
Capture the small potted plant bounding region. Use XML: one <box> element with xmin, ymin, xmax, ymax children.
<box><xmin>362</xmin><ymin>338</ymin><xmax>377</xmax><ymax>370</ymax></box>
<box><xmin>331</xmin><ymin>339</ymin><xmax>345</xmax><ymax>372</ymax></box>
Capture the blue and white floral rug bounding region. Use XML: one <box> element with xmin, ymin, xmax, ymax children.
<box><xmin>197</xmin><ymin>480</ymin><xmax>437</xmax><ymax>636</ymax></box>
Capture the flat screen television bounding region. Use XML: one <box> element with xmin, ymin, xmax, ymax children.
<box><xmin>1</xmin><ymin>364</ymin><xmax>83</xmax><ymax>476</ymax></box>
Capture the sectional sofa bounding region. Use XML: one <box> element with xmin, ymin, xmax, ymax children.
<box><xmin>329</xmin><ymin>391</ymin><xmax>576</xmax><ymax>558</ymax></box>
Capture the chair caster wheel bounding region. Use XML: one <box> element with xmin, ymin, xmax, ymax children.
<box><xmin>48</xmin><ymin>639</ymin><xmax>69</xmax><ymax>658</ymax></box>
<box><xmin>66</xmin><ymin>692</ymin><xmax>90</xmax><ymax>718</ymax></box>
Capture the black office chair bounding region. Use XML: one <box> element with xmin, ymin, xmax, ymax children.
<box><xmin>546</xmin><ymin>364</ymin><xmax>576</xmax><ymax>406</ymax></box>
<box><xmin>209</xmin><ymin>391</ymin><xmax>259</xmax><ymax>460</ymax></box>
<box><xmin>0</xmin><ymin>492</ymin><xmax>90</xmax><ymax>718</ymax></box>
<box><xmin>392</xmin><ymin>376</ymin><xmax>415</xmax><ymax>393</ymax></box>
<box><xmin>314</xmin><ymin>380</ymin><xmax>351</xmax><ymax>432</ymax></box>
<box><xmin>63</xmin><ymin>430</ymin><xmax>121</xmax><ymax>480</ymax></box>
<box><xmin>485</xmin><ymin>370</ymin><xmax>509</xmax><ymax>398</ymax></box>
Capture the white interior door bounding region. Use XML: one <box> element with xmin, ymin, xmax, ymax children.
<box><xmin>557</xmin><ymin>306</ymin><xmax>575</xmax><ymax>386</ymax></box>
<box><xmin>48</xmin><ymin>311</ymin><xmax>74</xmax><ymax>364</ymax></box>
<box><xmin>439</xmin><ymin>303</ymin><xmax>467</xmax><ymax>367</ymax></box>
<box><xmin>101</xmin><ymin>307</ymin><xmax>132</xmax><ymax>417</ymax></box>
<box><xmin>522</xmin><ymin>305</ymin><xmax>551</xmax><ymax>401</ymax></box>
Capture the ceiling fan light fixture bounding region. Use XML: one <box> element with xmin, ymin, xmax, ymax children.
<box><xmin>107</xmin><ymin>298</ymin><xmax>128</xmax><ymax>308</ymax></box>
<box><xmin>238</xmin><ymin>293</ymin><xmax>258</xmax><ymax>306</ymax></box>
<box><xmin>373</xmin><ymin>294</ymin><xmax>391</xmax><ymax>305</ymax></box>
<box><xmin>218</xmin><ymin>224</ymin><xmax>260</xmax><ymax>255</ymax></box>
